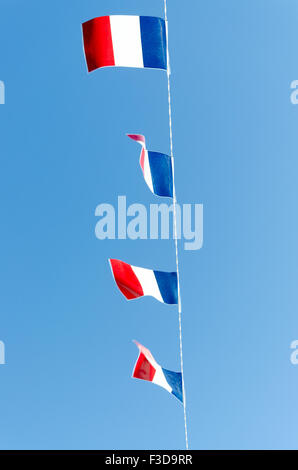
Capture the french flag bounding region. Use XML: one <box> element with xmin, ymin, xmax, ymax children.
<box><xmin>132</xmin><ymin>341</ymin><xmax>183</xmax><ymax>403</ymax></box>
<box><xmin>82</xmin><ymin>16</ymin><xmax>167</xmax><ymax>73</ymax></box>
<box><xmin>127</xmin><ymin>134</ymin><xmax>173</xmax><ymax>198</ymax></box>
<box><xmin>109</xmin><ymin>259</ymin><xmax>178</xmax><ymax>305</ymax></box>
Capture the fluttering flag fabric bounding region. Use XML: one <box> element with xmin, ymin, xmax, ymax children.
<box><xmin>109</xmin><ymin>259</ymin><xmax>178</xmax><ymax>304</ymax></box>
<box><xmin>127</xmin><ymin>134</ymin><xmax>173</xmax><ymax>198</ymax></box>
<box><xmin>132</xmin><ymin>341</ymin><xmax>183</xmax><ymax>403</ymax></box>
<box><xmin>82</xmin><ymin>16</ymin><xmax>167</xmax><ymax>73</ymax></box>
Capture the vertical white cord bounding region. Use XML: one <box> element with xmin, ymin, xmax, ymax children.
<box><xmin>164</xmin><ymin>0</ymin><xmax>189</xmax><ymax>450</ymax></box>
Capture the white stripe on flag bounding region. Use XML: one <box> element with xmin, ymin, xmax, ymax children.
<box><xmin>110</xmin><ymin>16</ymin><xmax>144</xmax><ymax>68</ymax></box>
<box><xmin>153</xmin><ymin>365</ymin><xmax>172</xmax><ymax>393</ymax></box>
<box><xmin>143</xmin><ymin>150</ymin><xmax>154</xmax><ymax>193</ymax></box>
<box><xmin>131</xmin><ymin>266</ymin><xmax>163</xmax><ymax>303</ymax></box>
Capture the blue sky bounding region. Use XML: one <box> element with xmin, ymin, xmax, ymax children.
<box><xmin>1</xmin><ymin>0</ymin><xmax>298</xmax><ymax>450</ymax></box>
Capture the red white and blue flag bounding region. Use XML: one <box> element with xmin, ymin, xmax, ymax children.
<box><xmin>133</xmin><ymin>341</ymin><xmax>183</xmax><ymax>403</ymax></box>
<box><xmin>127</xmin><ymin>134</ymin><xmax>173</xmax><ymax>198</ymax></box>
<box><xmin>109</xmin><ymin>259</ymin><xmax>178</xmax><ymax>304</ymax></box>
<box><xmin>82</xmin><ymin>16</ymin><xmax>167</xmax><ymax>73</ymax></box>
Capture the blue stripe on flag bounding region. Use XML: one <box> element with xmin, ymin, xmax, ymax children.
<box><xmin>162</xmin><ymin>368</ymin><xmax>183</xmax><ymax>403</ymax></box>
<box><xmin>140</xmin><ymin>17</ymin><xmax>167</xmax><ymax>70</ymax></box>
<box><xmin>153</xmin><ymin>271</ymin><xmax>178</xmax><ymax>304</ymax></box>
<box><xmin>148</xmin><ymin>151</ymin><xmax>173</xmax><ymax>198</ymax></box>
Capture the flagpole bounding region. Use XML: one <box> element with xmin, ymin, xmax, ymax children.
<box><xmin>163</xmin><ymin>0</ymin><xmax>189</xmax><ymax>450</ymax></box>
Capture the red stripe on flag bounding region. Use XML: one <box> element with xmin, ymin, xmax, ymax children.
<box><xmin>110</xmin><ymin>259</ymin><xmax>144</xmax><ymax>300</ymax></box>
<box><xmin>127</xmin><ymin>134</ymin><xmax>146</xmax><ymax>145</ymax></box>
<box><xmin>82</xmin><ymin>16</ymin><xmax>115</xmax><ymax>72</ymax></box>
<box><xmin>140</xmin><ymin>148</ymin><xmax>145</xmax><ymax>172</ymax></box>
<box><xmin>133</xmin><ymin>352</ymin><xmax>156</xmax><ymax>382</ymax></box>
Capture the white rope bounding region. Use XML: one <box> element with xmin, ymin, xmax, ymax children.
<box><xmin>164</xmin><ymin>0</ymin><xmax>189</xmax><ymax>450</ymax></box>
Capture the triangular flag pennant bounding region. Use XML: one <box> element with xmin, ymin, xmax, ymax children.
<box><xmin>132</xmin><ymin>341</ymin><xmax>183</xmax><ymax>403</ymax></box>
<box><xmin>82</xmin><ymin>16</ymin><xmax>167</xmax><ymax>73</ymax></box>
<box><xmin>109</xmin><ymin>259</ymin><xmax>178</xmax><ymax>305</ymax></box>
<box><xmin>127</xmin><ymin>134</ymin><xmax>173</xmax><ymax>198</ymax></box>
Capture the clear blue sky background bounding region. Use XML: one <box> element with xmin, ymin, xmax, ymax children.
<box><xmin>0</xmin><ymin>0</ymin><xmax>298</xmax><ymax>450</ymax></box>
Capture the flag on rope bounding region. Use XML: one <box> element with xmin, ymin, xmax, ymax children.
<box><xmin>82</xmin><ymin>16</ymin><xmax>167</xmax><ymax>73</ymax></box>
<box><xmin>109</xmin><ymin>259</ymin><xmax>178</xmax><ymax>304</ymax></box>
<box><xmin>132</xmin><ymin>341</ymin><xmax>183</xmax><ymax>403</ymax></box>
<box><xmin>127</xmin><ymin>134</ymin><xmax>173</xmax><ymax>198</ymax></box>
